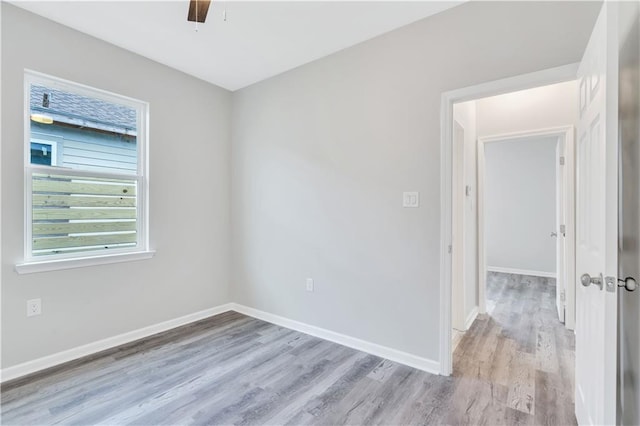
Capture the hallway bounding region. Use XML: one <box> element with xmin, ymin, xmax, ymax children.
<box><xmin>451</xmin><ymin>272</ymin><xmax>576</xmax><ymax>425</ymax></box>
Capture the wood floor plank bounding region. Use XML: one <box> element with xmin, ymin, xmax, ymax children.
<box><xmin>506</xmin><ymin>350</ymin><xmax>536</xmax><ymax>415</ymax></box>
<box><xmin>536</xmin><ymin>327</ymin><xmax>560</xmax><ymax>373</ymax></box>
<box><xmin>388</xmin><ymin>375</ymin><xmax>455</xmax><ymax>425</ymax></box>
<box><xmin>366</xmin><ymin>359</ymin><xmax>397</xmax><ymax>383</ymax></box>
<box><xmin>490</xmin><ymin>338</ymin><xmax>517</xmax><ymax>387</ymax></box>
<box><xmin>534</xmin><ymin>369</ymin><xmax>575</xmax><ymax>426</ymax></box>
<box><xmin>261</xmin><ymin>350</ymin><xmax>368</xmax><ymax>425</ymax></box>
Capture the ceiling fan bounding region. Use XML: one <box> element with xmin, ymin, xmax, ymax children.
<box><xmin>187</xmin><ymin>0</ymin><xmax>211</xmax><ymax>24</ymax></box>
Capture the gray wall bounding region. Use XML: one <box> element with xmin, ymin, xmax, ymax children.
<box><xmin>231</xmin><ymin>2</ymin><xmax>600</xmax><ymax>361</ymax></box>
<box><xmin>474</xmin><ymin>80</ymin><xmax>577</xmax><ymax>275</ymax></box>
<box><xmin>1</xmin><ymin>5</ymin><xmax>232</xmax><ymax>368</ymax></box>
<box><xmin>484</xmin><ymin>137</ymin><xmax>557</xmax><ymax>274</ymax></box>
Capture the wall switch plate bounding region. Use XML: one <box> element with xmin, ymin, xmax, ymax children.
<box><xmin>403</xmin><ymin>192</ymin><xmax>419</xmax><ymax>208</ymax></box>
<box><xmin>306</xmin><ymin>278</ymin><xmax>314</xmax><ymax>292</ymax></box>
<box><xmin>27</xmin><ymin>298</ymin><xmax>41</xmax><ymax>317</ymax></box>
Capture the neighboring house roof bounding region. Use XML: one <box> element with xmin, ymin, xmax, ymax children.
<box><xmin>30</xmin><ymin>85</ymin><xmax>137</xmax><ymax>136</ymax></box>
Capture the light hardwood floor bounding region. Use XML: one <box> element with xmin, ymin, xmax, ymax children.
<box><xmin>1</xmin><ymin>272</ymin><xmax>575</xmax><ymax>425</ymax></box>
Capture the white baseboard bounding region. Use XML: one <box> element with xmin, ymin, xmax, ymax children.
<box><xmin>1</xmin><ymin>302</ymin><xmax>441</xmax><ymax>383</ymax></box>
<box><xmin>230</xmin><ymin>303</ymin><xmax>440</xmax><ymax>375</ymax></box>
<box><xmin>0</xmin><ymin>303</ymin><xmax>235</xmax><ymax>383</ymax></box>
<box><xmin>487</xmin><ymin>266</ymin><xmax>556</xmax><ymax>279</ymax></box>
<box><xmin>465</xmin><ymin>306</ymin><xmax>479</xmax><ymax>330</ymax></box>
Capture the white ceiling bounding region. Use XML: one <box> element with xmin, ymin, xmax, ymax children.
<box><xmin>12</xmin><ymin>1</ymin><xmax>462</xmax><ymax>91</ymax></box>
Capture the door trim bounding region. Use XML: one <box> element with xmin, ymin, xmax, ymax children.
<box><xmin>477</xmin><ymin>126</ymin><xmax>576</xmax><ymax>328</ymax></box>
<box><xmin>439</xmin><ymin>63</ymin><xmax>579</xmax><ymax>376</ymax></box>
<box><xmin>451</xmin><ymin>120</ymin><xmax>466</xmax><ymax>331</ymax></box>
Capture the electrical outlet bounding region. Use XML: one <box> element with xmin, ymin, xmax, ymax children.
<box><xmin>402</xmin><ymin>192</ymin><xmax>419</xmax><ymax>208</ymax></box>
<box><xmin>27</xmin><ymin>298</ymin><xmax>41</xmax><ymax>317</ymax></box>
<box><xmin>306</xmin><ymin>278</ymin><xmax>314</xmax><ymax>292</ymax></box>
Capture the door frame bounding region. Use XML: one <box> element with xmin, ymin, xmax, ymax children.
<box><xmin>556</xmin><ymin>137</ymin><xmax>567</xmax><ymax>325</ymax></box>
<box><xmin>476</xmin><ymin>126</ymin><xmax>576</xmax><ymax>328</ymax></box>
<box><xmin>439</xmin><ymin>63</ymin><xmax>579</xmax><ymax>376</ymax></box>
<box><xmin>451</xmin><ymin>120</ymin><xmax>466</xmax><ymax>331</ymax></box>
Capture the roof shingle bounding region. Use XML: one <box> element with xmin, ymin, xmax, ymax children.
<box><xmin>30</xmin><ymin>85</ymin><xmax>137</xmax><ymax>132</ymax></box>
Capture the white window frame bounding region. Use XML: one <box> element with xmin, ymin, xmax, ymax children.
<box><xmin>16</xmin><ymin>70</ymin><xmax>153</xmax><ymax>274</ymax></box>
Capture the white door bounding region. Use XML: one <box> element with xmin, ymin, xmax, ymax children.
<box><xmin>555</xmin><ymin>139</ymin><xmax>566</xmax><ymax>323</ymax></box>
<box><xmin>575</xmin><ymin>3</ymin><xmax>619</xmax><ymax>425</ymax></box>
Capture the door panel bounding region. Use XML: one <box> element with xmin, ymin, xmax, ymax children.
<box><xmin>575</xmin><ymin>3</ymin><xmax>619</xmax><ymax>425</ymax></box>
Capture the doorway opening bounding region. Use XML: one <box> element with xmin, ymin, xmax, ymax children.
<box><xmin>476</xmin><ymin>125</ymin><xmax>576</xmax><ymax>328</ymax></box>
<box><xmin>441</xmin><ymin>5</ymin><xmax>620</xmax><ymax>424</ymax></box>
<box><xmin>443</xmin><ymin>73</ymin><xmax>579</xmax><ymax>421</ymax></box>
<box><xmin>439</xmin><ymin>64</ymin><xmax>581</xmax><ymax>375</ymax></box>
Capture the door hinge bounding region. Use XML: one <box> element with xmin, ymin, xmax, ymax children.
<box><xmin>560</xmin><ymin>291</ymin><xmax>566</xmax><ymax>302</ymax></box>
<box><xmin>448</xmin><ymin>245</ymin><xmax>452</xmax><ymax>254</ymax></box>
<box><xmin>559</xmin><ymin>156</ymin><xmax>565</xmax><ymax>166</ymax></box>
<box><xmin>560</xmin><ymin>224</ymin><xmax>566</xmax><ymax>235</ymax></box>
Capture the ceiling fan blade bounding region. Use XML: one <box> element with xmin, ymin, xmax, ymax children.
<box><xmin>187</xmin><ymin>0</ymin><xmax>211</xmax><ymax>23</ymax></box>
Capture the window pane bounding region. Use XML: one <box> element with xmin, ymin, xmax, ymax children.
<box><xmin>30</xmin><ymin>142</ymin><xmax>53</xmax><ymax>166</ymax></box>
<box><xmin>29</xmin><ymin>84</ymin><xmax>138</xmax><ymax>174</ymax></box>
<box><xmin>32</xmin><ymin>172</ymin><xmax>137</xmax><ymax>256</ymax></box>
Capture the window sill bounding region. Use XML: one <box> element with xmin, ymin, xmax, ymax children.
<box><xmin>15</xmin><ymin>250</ymin><xmax>156</xmax><ymax>275</ymax></box>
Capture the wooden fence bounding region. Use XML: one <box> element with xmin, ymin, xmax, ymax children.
<box><xmin>32</xmin><ymin>173</ymin><xmax>137</xmax><ymax>255</ymax></box>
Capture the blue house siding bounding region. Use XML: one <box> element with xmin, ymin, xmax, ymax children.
<box><xmin>31</xmin><ymin>122</ymin><xmax>137</xmax><ymax>174</ymax></box>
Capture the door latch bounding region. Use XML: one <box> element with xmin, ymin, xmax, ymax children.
<box><xmin>605</xmin><ymin>276</ymin><xmax>616</xmax><ymax>292</ymax></box>
<box><xmin>604</xmin><ymin>276</ymin><xmax>637</xmax><ymax>292</ymax></box>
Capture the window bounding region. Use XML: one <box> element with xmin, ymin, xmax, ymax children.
<box><xmin>30</xmin><ymin>141</ymin><xmax>58</xmax><ymax>166</ymax></box>
<box><xmin>18</xmin><ymin>70</ymin><xmax>151</xmax><ymax>272</ymax></box>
